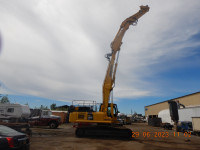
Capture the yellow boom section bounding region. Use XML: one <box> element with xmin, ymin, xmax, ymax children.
<box><xmin>102</xmin><ymin>5</ymin><xmax>150</xmax><ymax>113</ymax></box>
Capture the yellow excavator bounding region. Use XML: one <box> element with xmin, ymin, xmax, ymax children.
<box><xmin>69</xmin><ymin>5</ymin><xmax>149</xmax><ymax>138</ymax></box>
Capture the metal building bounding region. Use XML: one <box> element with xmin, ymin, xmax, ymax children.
<box><xmin>145</xmin><ymin>92</ymin><xmax>200</xmax><ymax>117</ymax></box>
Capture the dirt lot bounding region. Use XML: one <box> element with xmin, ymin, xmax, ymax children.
<box><xmin>30</xmin><ymin>123</ymin><xmax>200</xmax><ymax>150</ymax></box>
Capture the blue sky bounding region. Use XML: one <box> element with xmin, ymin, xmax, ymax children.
<box><xmin>0</xmin><ymin>0</ymin><xmax>200</xmax><ymax>115</ymax></box>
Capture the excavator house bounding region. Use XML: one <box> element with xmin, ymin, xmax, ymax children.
<box><xmin>69</xmin><ymin>5</ymin><xmax>149</xmax><ymax>138</ymax></box>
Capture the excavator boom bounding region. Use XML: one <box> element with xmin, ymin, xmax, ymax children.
<box><xmin>102</xmin><ymin>5</ymin><xmax>149</xmax><ymax>113</ymax></box>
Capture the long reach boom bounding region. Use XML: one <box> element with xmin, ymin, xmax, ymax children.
<box><xmin>102</xmin><ymin>5</ymin><xmax>150</xmax><ymax>113</ymax></box>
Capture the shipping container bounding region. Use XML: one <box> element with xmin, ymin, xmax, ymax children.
<box><xmin>192</xmin><ymin>117</ymin><xmax>200</xmax><ymax>134</ymax></box>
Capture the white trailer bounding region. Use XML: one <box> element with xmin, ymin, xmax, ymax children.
<box><xmin>0</xmin><ymin>103</ymin><xmax>30</xmax><ymax>120</ymax></box>
<box><xmin>178</xmin><ymin>106</ymin><xmax>200</xmax><ymax>122</ymax></box>
<box><xmin>159</xmin><ymin>106</ymin><xmax>200</xmax><ymax>123</ymax></box>
<box><xmin>158</xmin><ymin>109</ymin><xmax>174</xmax><ymax>125</ymax></box>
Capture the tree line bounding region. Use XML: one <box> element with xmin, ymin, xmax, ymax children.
<box><xmin>0</xmin><ymin>94</ymin><xmax>10</xmax><ymax>103</ymax></box>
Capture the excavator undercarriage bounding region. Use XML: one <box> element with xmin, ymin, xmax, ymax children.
<box><xmin>75</xmin><ymin>124</ymin><xmax>132</xmax><ymax>139</ymax></box>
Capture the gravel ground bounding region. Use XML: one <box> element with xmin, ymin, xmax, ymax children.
<box><xmin>30</xmin><ymin>123</ymin><xmax>200</xmax><ymax>150</ymax></box>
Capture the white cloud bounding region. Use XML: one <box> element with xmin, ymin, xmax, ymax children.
<box><xmin>0</xmin><ymin>0</ymin><xmax>200</xmax><ymax>103</ymax></box>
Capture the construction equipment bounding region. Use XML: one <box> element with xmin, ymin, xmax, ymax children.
<box><xmin>69</xmin><ymin>5</ymin><xmax>149</xmax><ymax>138</ymax></box>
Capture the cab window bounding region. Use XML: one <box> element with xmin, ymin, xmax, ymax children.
<box><xmin>107</xmin><ymin>107</ymin><xmax>111</xmax><ymax>117</ymax></box>
<box><xmin>7</xmin><ymin>108</ymin><xmax>14</xmax><ymax>113</ymax></box>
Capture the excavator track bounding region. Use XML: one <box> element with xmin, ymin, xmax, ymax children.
<box><xmin>75</xmin><ymin>126</ymin><xmax>132</xmax><ymax>139</ymax></box>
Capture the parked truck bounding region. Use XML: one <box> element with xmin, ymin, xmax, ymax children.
<box><xmin>28</xmin><ymin>109</ymin><xmax>61</xmax><ymax>129</ymax></box>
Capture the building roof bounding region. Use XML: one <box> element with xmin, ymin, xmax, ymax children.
<box><xmin>145</xmin><ymin>91</ymin><xmax>200</xmax><ymax>107</ymax></box>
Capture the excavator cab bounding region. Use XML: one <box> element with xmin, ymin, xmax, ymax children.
<box><xmin>99</xmin><ymin>103</ymin><xmax>119</xmax><ymax>117</ymax></box>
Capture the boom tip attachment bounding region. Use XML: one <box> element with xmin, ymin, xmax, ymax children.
<box><xmin>140</xmin><ymin>5</ymin><xmax>150</xmax><ymax>12</ymax></box>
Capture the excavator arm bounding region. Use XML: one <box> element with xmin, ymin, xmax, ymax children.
<box><xmin>102</xmin><ymin>5</ymin><xmax>150</xmax><ymax>113</ymax></box>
